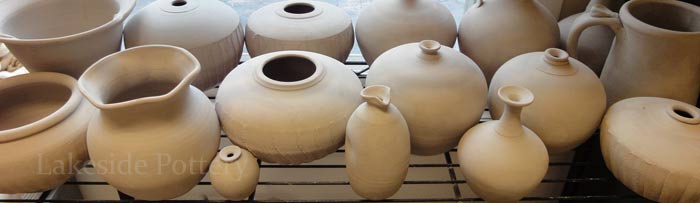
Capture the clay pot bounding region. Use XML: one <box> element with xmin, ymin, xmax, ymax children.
<box><xmin>0</xmin><ymin>0</ymin><xmax>136</xmax><ymax>78</ymax></box>
<box><xmin>78</xmin><ymin>45</ymin><xmax>221</xmax><ymax>200</ymax></box>
<box><xmin>366</xmin><ymin>40</ymin><xmax>487</xmax><ymax>155</ymax></box>
<box><xmin>558</xmin><ymin>0</ymin><xmax>615</xmax><ymax>75</ymax></box>
<box><xmin>567</xmin><ymin>0</ymin><xmax>700</xmax><ymax>106</ymax></box>
<box><xmin>209</xmin><ymin>145</ymin><xmax>259</xmax><ymax>200</ymax></box>
<box><xmin>216</xmin><ymin>51</ymin><xmax>363</xmax><ymax>164</ymax></box>
<box><xmin>0</xmin><ymin>72</ymin><xmax>93</xmax><ymax>193</ymax></box>
<box><xmin>356</xmin><ymin>0</ymin><xmax>457</xmax><ymax>65</ymax></box>
<box><xmin>601</xmin><ymin>97</ymin><xmax>700</xmax><ymax>203</ymax></box>
<box><xmin>458</xmin><ymin>86</ymin><xmax>549</xmax><ymax>202</ymax></box>
<box><xmin>489</xmin><ymin>48</ymin><xmax>606</xmax><ymax>154</ymax></box>
<box><xmin>346</xmin><ymin>85</ymin><xmax>410</xmax><ymax>200</ymax></box>
<box><xmin>246</xmin><ymin>0</ymin><xmax>353</xmax><ymax>62</ymax></box>
<box><xmin>124</xmin><ymin>0</ymin><xmax>244</xmax><ymax>90</ymax></box>
<box><xmin>459</xmin><ymin>0</ymin><xmax>559</xmax><ymax>84</ymax></box>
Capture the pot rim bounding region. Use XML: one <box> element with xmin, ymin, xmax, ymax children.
<box><xmin>0</xmin><ymin>0</ymin><xmax>137</xmax><ymax>45</ymax></box>
<box><xmin>253</xmin><ymin>51</ymin><xmax>326</xmax><ymax>91</ymax></box>
<box><xmin>620</xmin><ymin>0</ymin><xmax>700</xmax><ymax>37</ymax></box>
<box><xmin>0</xmin><ymin>72</ymin><xmax>82</xmax><ymax>142</ymax></box>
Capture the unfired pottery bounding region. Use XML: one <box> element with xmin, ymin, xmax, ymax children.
<box><xmin>0</xmin><ymin>0</ymin><xmax>136</xmax><ymax>78</ymax></box>
<box><xmin>246</xmin><ymin>0</ymin><xmax>354</xmax><ymax>62</ymax></box>
<box><xmin>125</xmin><ymin>0</ymin><xmax>244</xmax><ymax>90</ymax></box>
<box><xmin>209</xmin><ymin>145</ymin><xmax>259</xmax><ymax>200</ymax></box>
<box><xmin>558</xmin><ymin>0</ymin><xmax>615</xmax><ymax>75</ymax></box>
<box><xmin>78</xmin><ymin>45</ymin><xmax>221</xmax><ymax>200</ymax></box>
<box><xmin>216</xmin><ymin>50</ymin><xmax>363</xmax><ymax>164</ymax></box>
<box><xmin>346</xmin><ymin>85</ymin><xmax>410</xmax><ymax>200</ymax></box>
<box><xmin>567</xmin><ymin>0</ymin><xmax>700</xmax><ymax>105</ymax></box>
<box><xmin>489</xmin><ymin>48</ymin><xmax>606</xmax><ymax>154</ymax></box>
<box><xmin>601</xmin><ymin>97</ymin><xmax>700</xmax><ymax>203</ymax></box>
<box><xmin>458</xmin><ymin>86</ymin><xmax>549</xmax><ymax>202</ymax></box>
<box><xmin>356</xmin><ymin>0</ymin><xmax>457</xmax><ymax>65</ymax></box>
<box><xmin>366</xmin><ymin>40</ymin><xmax>487</xmax><ymax>155</ymax></box>
<box><xmin>0</xmin><ymin>72</ymin><xmax>93</xmax><ymax>193</ymax></box>
<box><xmin>459</xmin><ymin>0</ymin><xmax>559</xmax><ymax>84</ymax></box>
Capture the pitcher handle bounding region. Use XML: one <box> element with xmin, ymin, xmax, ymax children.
<box><xmin>566</xmin><ymin>4</ymin><xmax>623</xmax><ymax>58</ymax></box>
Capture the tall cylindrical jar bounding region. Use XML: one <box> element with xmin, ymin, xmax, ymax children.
<box><xmin>346</xmin><ymin>85</ymin><xmax>410</xmax><ymax>200</ymax></box>
<box><xmin>366</xmin><ymin>40</ymin><xmax>487</xmax><ymax>155</ymax></box>
<box><xmin>124</xmin><ymin>0</ymin><xmax>245</xmax><ymax>90</ymax></box>
<box><xmin>246</xmin><ymin>0</ymin><xmax>354</xmax><ymax>62</ymax></box>
<box><xmin>558</xmin><ymin>0</ymin><xmax>615</xmax><ymax>75</ymax></box>
<box><xmin>209</xmin><ymin>145</ymin><xmax>259</xmax><ymax>200</ymax></box>
<box><xmin>78</xmin><ymin>45</ymin><xmax>221</xmax><ymax>200</ymax></box>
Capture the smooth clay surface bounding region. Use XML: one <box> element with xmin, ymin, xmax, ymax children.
<box><xmin>557</xmin><ymin>0</ymin><xmax>615</xmax><ymax>76</ymax></box>
<box><xmin>209</xmin><ymin>145</ymin><xmax>260</xmax><ymax>200</ymax></box>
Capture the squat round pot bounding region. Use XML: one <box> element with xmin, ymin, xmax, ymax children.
<box><xmin>209</xmin><ymin>145</ymin><xmax>259</xmax><ymax>200</ymax></box>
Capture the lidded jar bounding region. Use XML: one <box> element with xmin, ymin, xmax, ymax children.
<box><xmin>209</xmin><ymin>145</ymin><xmax>259</xmax><ymax>200</ymax></box>
<box><xmin>489</xmin><ymin>48</ymin><xmax>606</xmax><ymax>154</ymax></box>
<box><xmin>246</xmin><ymin>0</ymin><xmax>354</xmax><ymax>62</ymax></box>
<box><xmin>216</xmin><ymin>50</ymin><xmax>363</xmax><ymax>164</ymax></box>
<box><xmin>356</xmin><ymin>0</ymin><xmax>457</xmax><ymax>65</ymax></box>
<box><xmin>366</xmin><ymin>40</ymin><xmax>487</xmax><ymax>155</ymax></box>
<box><xmin>125</xmin><ymin>0</ymin><xmax>245</xmax><ymax>90</ymax></box>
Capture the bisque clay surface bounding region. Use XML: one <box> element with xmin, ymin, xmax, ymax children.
<box><xmin>601</xmin><ymin>97</ymin><xmax>700</xmax><ymax>203</ymax></box>
<box><xmin>209</xmin><ymin>145</ymin><xmax>259</xmax><ymax>200</ymax></box>
<box><xmin>125</xmin><ymin>0</ymin><xmax>245</xmax><ymax>90</ymax></box>
<box><xmin>0</xmin><ymin>0</ymin><xmax>136</xmax><ymax>78</ymax></box>
<box><xmin>567</xmin><ymin>0</ymin><xmax>700</xmax><ymax>106</ymax></box>
<box><xmin>366</xmin><ymin>40</ymin><xmax>487</xmax><ymax>155</ymax></box>
<box><xmin>489</xmin><ymin>48</ymin><xmax>606</xmax><ymax>154</ymax></box>
<box><xmin>0</xmin><ymin>73</ymin><xmax>94</xmax><ymax>194</ymax></box>
<box><xmin>356</xmin><ymin>0</ymin><xmax>457</xmax><ymax>65</ymax></box>
<box><xmin>216</xmin><ymin>51</ymin><xmax>363</xmax><ymax>164</ymax></box>
<box><xmin>78</xmin><ymin>45</ymin><xmax>221</xmax><ymax>200</ymax></box>
<box><xmin>558</xmin><ymin>0</ymin><xmax>615</xmax><ymax>75</ymax></box>
<box><xmin>458</xmin><ymin>86</ymin><xmax>548</xmax><ymax>203</ymax></box>
<box><xmin>346</xmin><ymin>85</ymin><xmax>410</xmax><ymax>200</ymax></box>
<box><xmin>246</xmin><ymin>0</ymin><xmax>354</xmax><ymax>62</ymax></box>
<box><xmin>459</xmin><ymin>0</ymin><xmax>559</xmax><ymax>84</ymax></box>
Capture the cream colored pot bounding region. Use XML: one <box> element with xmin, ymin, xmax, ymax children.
<box><xmin>0</xmin><ymin>0</ymin><xmax>136</xmax><ymax>78</ymax></box>
<box><xmin>558</xmin><ymin>0</ymin><xmax>615</xmax><ymax>76</ymax></box>
<box><xmin>216</xmin><ymin>51</ymin><xmax>363</xmax><ymax>164</ymax></box>
<box><xmin>567</xmin><ymin>0</ymin><xmax>700</xmax><ymax>106</ymax></box>
<box><xmin>209</xmin><ymin>145</ymin><xmax>259</xmax><ymax>200</ymax></box>
<box><xmin>601</xmin><ymin>97</ymin><xmax>700</xmax><ymax>203</ymax></box>
<box><xmin>78</xmin><ymin>45</ymin><xmax>221</xmax><ymax>200</ymax></box>
<box><xmin>0</xmin><ymin>72</ymin><xmax>94</xmax><ymax>193</ymax></box>
<box><xmin>346</xmin><ymin>85</ymin><xmax>410</xmax><ymax>200</ymax></box>
<box><xmin>366</xmin><ymin>40</ymin><xmax>487</xmax><ymax>155</ymax></box>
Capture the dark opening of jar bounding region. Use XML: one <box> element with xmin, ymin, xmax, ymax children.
<box><xmin>284</xmin><ymin>3</ymin><xmax>315</xmax><ymax>14</ymax></box>
<box><xmin>0</xmin><ymin>83</ymin><xmax>71</xmax><ymax>131</ymax></box>
<box><xmin>674</xmin><ymin>109</ymin><xmax>695</xmax><ymax>119</ymax></box>
<box><xmin>171</xmin><ymin>0</ymin><xmax>187</xmax><ymax>6</ymax></box>
<box><xmin>263</xmin><ymin>56</ymin><xmax>316</xmax><ymax>82</ymax></box>
<box><xmin>628</xmin><ymin>2</ymin><xmax>700</xmax><ymax>32</ymax></box>
<box><xmin>107</xmin><ymin>81</ymin><xmax>179</xmax><ymax>104</ymax></box>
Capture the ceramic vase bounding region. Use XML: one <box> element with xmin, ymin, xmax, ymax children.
<box><xmin>601</xmin><ymin>97</ymin><xmax>700</xmax><ymax>203</ymax></box>
<box><xmin>246</xmin><ymin>0</ymin><xmax>354</xmax><ymax>62</ymax></box>
<box><xmin>459</xmin><ymin>0</ymin><xmax>559</xmax><ymax>84</ymax></box>
<box><xmin>0</xmin><ymin>0</ymin><xmax>136</xmax><ymax>78</ymax></box>
<box><xmin>0</xmin><ymin>72</ymin><xmax>93</xmax><ymax>193</ymax></box>
<box><xmin>489</xmin><ymin>48</ymin><xmax>606</xmax><ymax>154</ymax></box>
<box><xmin>356</xmin><ymin>0</ymin><xmax>457</xmax><ymax>65</ymax></box>
<box><xmin>567</xmin><ymin>0</ymin><xmax>700</xmax><ymax>106</ymax></box>
<box><xmin>124</xmin><ymin>0</ymin><xmax>244</xmax><ymax>90</ymax></box>
<box><xmin>346</xmin><ymin>85</ymin><xmax>410</xmax><ymax>200</ymax></box>
<box><xmin>366</xmin><ymin>40</ymin><xmax>487</xmax><ymax>155</ymax></box>
<box><xmin>209</xmin><ymin>145</ymin><xmax>259</xmax><ymax>200</ymax></box>
<box><xmin>558</xmin><ymin>0</ymin><xmax>615</xmax><ymax>75</ymax></box>
<box><xmin>216</xmin><ymin>50</ymin><xmax>363</xmax><ymax>164</ymax></box>
<box><xmin>458</xmin><ymin>86</ymin><xmax>549</xmax><ymax>203</ymax></box>
<box><xmin>78</xmin><ymin>45</ymin><xmax>221</xmax><ymax>200</ymax></box>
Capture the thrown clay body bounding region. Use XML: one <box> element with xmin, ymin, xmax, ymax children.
<box><xmin>209</xmin><ymin>145</ymin><xmax>259</xmax><ymax>200</ymax></box>
<box><xmin>489</xmin><ymin>48</ymin><xmax>606</xmax><ymax>154</ymax></box>
<box><xmin>125</xmin><ymin>0</ymin><xmax>244</xmax><ymax>90</ymax></box>
<box><xmin>366</xmin><ymin>40</ymin><xmax>487</xmax><ymax>155</ymax></box>
<box><xmin>0</xmin><ymin>72</ymin><xmax>93</xmax><ymax>194</ymax></box>
<box><xmin>458</xmin><ymin>86</ymin><xmax>548</xmax><ymax>202</ymax></box>
<box><xmin>346</xmin><ymin>85</ymin><xmax>410</xmax><ymax>200</ymax></box>
<box><xmin>558</xmin><ymin>0</ymin><xmax>615</xmax><ymax>75</ymax></box>
<box><xmin>246</xmin><ymin>0</ymin><xmax>354</xmax><ymax>62</ymax></box>
<box><xmin>0</xmin><ymin>0</ymin><xmax>136</xmax><ymax>78</ymax></box>
<box><xmin>356</xmin><ymin>0</ymin><xmax>457</xmax><ymax>65</ymax></box>
<box><xmin>78</xmin><ymin>45</ymin><xmax>221</xmax><ymax>200</ymax></box>
<box><xmin>567</xmin><ymin>0</ymin><xmax>700</xmax><ymax>105</ymax></box>
<box><xmin>601</xmin><ymin>97</ymin><xmax>700</xmax><ymax>203</ymax></box>
<box><xmin>216</xmin><ymin>51</ymin><xmax>363</xmax><ymax>164</ymax></box>
<box><xmin>459</xmin><ymin>0</ymin><xmax>559</xmax><ymax>84</ymax></box>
